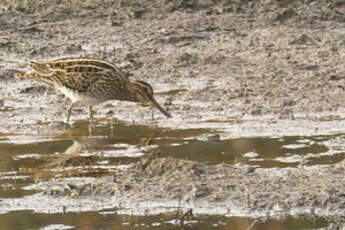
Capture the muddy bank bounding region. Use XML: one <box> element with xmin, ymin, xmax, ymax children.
<box><xmin>0</xmin><ymin>0</ymin><xmax>345</xmax><ymax>135</ymax></box>
<box><xmin>0</xmin><ymin>0</ymin><xmax>345</xmax><ymax>225</ymax></box>
<box><xmin>3</xmin><ymin>155</ymin><xmax>343</xmax><ymax>221</ymax></box>
<box><xmin>1</xmin><ymin>0</ymin><xmax>345</xmax><ymax>121</ymax></box>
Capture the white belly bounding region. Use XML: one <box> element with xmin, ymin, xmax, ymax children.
<box><xmin>57</xmin><ymin>86</ymin><xmax>102</xmax><ymax>105</ymax></box>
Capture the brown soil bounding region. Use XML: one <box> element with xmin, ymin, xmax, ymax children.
<box><xmin>44</xmin><ymin>155</ymin><xmax>345</xmax><ymax>220</ymax></box>
<box><xmin>1</xmin><ymin>0</ymin><xmax>345</xmax><ymax>119</ymax></box>
<box><xmin>1</xmin><ymin>0</ymin><xmax>345</xmax><ymax>221</ymax></box>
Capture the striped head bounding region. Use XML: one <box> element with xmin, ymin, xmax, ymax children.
<box><xmin>130</xmin><ymin>80</ymin><xmax>171</xmax><ymax>118</ymax></box>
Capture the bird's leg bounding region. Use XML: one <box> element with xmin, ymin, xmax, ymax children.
<box><xmin>66</xmin><ymin>102</ymin><xmax>76</xmax><ymax>122</ymax></box>
<box><xmin>137</xmin><ymin>105</ymin><xmax>145</xmax><ymax>119</ymax></box>
<box><xmin>151</xmin><ymin>107</ymin><xmax>155</xmax><ymax>121</ymax></box>
<box><xmin>89</xmin><ymin>105</ymin><xmax>94</xmax><ymax>123</ymax></box>
<box><xmin>88</xmin><ymin>124</ymin><xmax>93</xmax><ymax>136</ymax></box>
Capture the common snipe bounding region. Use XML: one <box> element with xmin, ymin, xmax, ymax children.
<box><xmin>15</xmin><ymin>57</ymin><xmax>171</xmax><ymax>122</ymax></box>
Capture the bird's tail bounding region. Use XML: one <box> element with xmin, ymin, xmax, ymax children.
<box><xmin>14</xmin><ymin>60</ymin><xmax>58</xmax><ymax>86</ymax></box>
<box><xmin>14</xmin><ymin>70</ymin><xmax>27</xmax><ymax>79</ymax></box>
<box><xmin>14</xmin><ymin>69</ymin><xmax>55</xmax><ymax>86</ymax></box>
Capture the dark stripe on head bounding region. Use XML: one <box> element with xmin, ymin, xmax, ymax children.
<box><xmin>134</xmin><ymin>80</ymin><xmax>153</xmax><ymax>92</ymax></box>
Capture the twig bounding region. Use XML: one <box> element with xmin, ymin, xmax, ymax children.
<box><xmin>246</xmin><ymin>220</ymin><xmax>257</xmax><ymax>230</ymax></box>
<box><xmin>180</xmin><ymin>209</ymin><xmax>193</xmax><ymax>228</ymax></box>
<box><xmin>174</xmin><ymin>195</ymin><xmax>182</xmax><ymax>224</ymax></box>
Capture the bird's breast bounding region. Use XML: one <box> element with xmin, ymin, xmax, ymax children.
<box><xmin>56</xmin><ymin>86</ymin><xmax>103</xmax><ymax>105</ymax></box>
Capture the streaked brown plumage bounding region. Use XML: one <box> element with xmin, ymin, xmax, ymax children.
<box><xmin>15</xmin><ymin>57</ymin><xmax>171</xmax><ymax>122</ymax></box>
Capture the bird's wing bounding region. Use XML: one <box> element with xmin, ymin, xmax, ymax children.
<box><xmin>29</xmin><ymin>58</ymin><xmax>129</xmax><ymax>83</ymax></box>
<box><xmin>48</xmin><ymin>70</ymin><xmax>102</xmax><ymax>93</ymax></box>
<box><xmin>44</xmin><ymin>58</ymin><xmax>128</xmax><ymax>81</ymax></box>
<box><xmin>47</xmin><ymin>68</ymin><xmax>127</xmax><ymax>97</ymax></box>
<box><xmin>64</xmin><ymin>64</ymin><xmax>128</xmax><ymax>83</ymax></box>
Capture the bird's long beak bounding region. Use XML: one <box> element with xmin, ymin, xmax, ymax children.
<box><xmin>151</xmin><ymin>99</ymin><xmax>171</xmax><ymax>118</ymax></box>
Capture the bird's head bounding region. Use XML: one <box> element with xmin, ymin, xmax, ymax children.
<box><xmin>130</xmin><ymin>80</ymin><xmax>171</xmax><ymax>118</ymax></box>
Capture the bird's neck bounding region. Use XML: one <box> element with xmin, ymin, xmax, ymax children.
<box><xmin>122</xmin><ymin>81</ymin><xmax>139</xmax><ymax>102</ymax></box>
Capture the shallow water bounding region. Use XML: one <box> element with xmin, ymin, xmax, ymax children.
<box><xmin>0</xmin><ymin>211</ymin><xmax>331</xmax><ymax>230</ymax></box>
<box><xmin>0</xmin><ymin>120</ymin><xmax>344</xmax><ymax>229</ymax></box>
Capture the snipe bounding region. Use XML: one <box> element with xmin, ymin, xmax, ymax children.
<box><xmin>15</xmin><ymin>57</ymin><xmax>171</xmax><ymax>122</ymax></box>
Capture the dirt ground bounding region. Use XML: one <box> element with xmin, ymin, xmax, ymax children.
<box><xmin>0</xmin><ymin>0</ymin><xmax>345</xmax><ymax>222</ymax></box>
<box><xmin>38</xmin><ymin>154</ymin><xmax>345</xmax><ymax>219</ymax></box>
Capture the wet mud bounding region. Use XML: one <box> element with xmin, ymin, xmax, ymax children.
<box><xmin>1</xmin><ymin>0</ymin><xmax>345</xmax><ymax>229</ymax></box>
